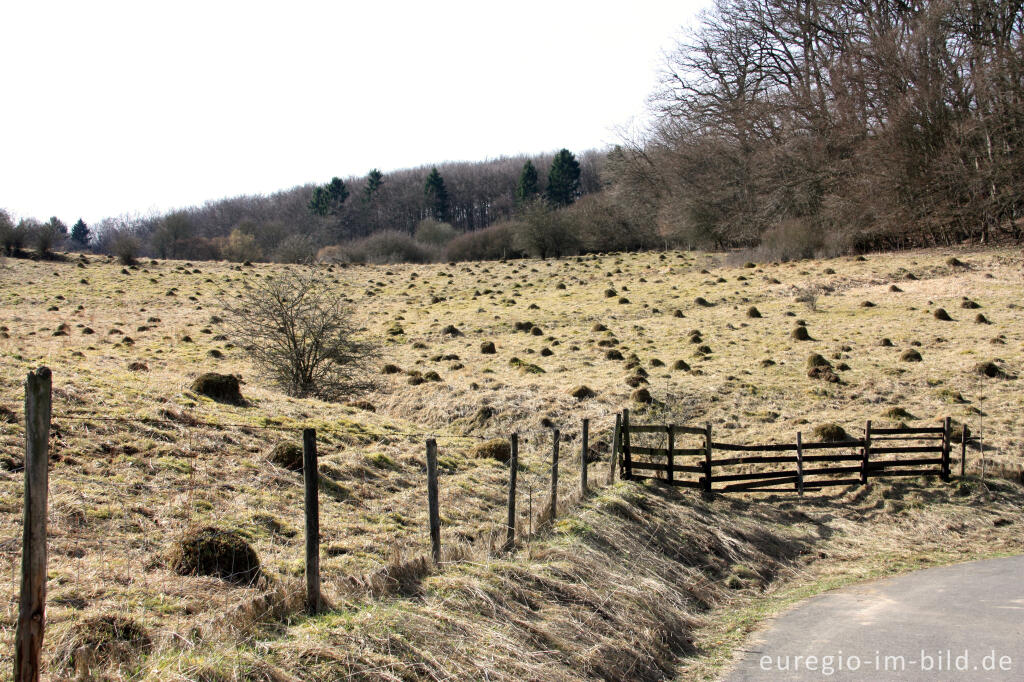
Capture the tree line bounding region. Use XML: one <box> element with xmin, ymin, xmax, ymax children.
<box><xmin>1</xmin><ymin>149</ymin><xmax>605</xmax><ymax>264</ymax></box>
<box><xmin>609</xmin><ymin>0</ymin><xmax>1024</xmax><ymax>257</ymax></box>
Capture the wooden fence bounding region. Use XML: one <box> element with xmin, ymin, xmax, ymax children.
<box><xmin>620</xmin><ymin>409</ymin><xmax>958</xmax><ymax>493</ymax></box>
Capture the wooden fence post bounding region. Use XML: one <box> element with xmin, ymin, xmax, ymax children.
<box><xmin>608</xmin><ymin>413</ymin><xmax>621</xmax><ymax>484</ymax></box>
<box><xmin>580</xmin><ymin>419</ymin><xmax>589</xmax><ymax>495</ymax></box>
<box><xmin>666</xmin><ymin>424</ymin><xmax>675</xmax><ymax>485</ymax></box>
<box><xmin>941</xmin><ymin>417</ymin><xmax>951</xmax><ymax>482</ymax></box>
<box><xmin>550</xmin><ymin>429</ymin><xmax>559</xmax><ymax>520</ymax></box>
<box><xmin>16</xmin><ymin>367</ymin><xmax>51</xmax><ymax>682</ymax></box>
<box><xmin>426</xmin><ymin>439</ymin><xmax>440</xmax><ymax>565</ymax></box>
<box><xmin>506</xmin><ymin>433</ymin><xmax>518</xmax><ymax>550</ymax></box>
<box><xmin>795</xmin><ymin>431</ymin><xmax>805</xmax><ymax>496</ymax></box>
<box><xmin>703</xmin><ymin>423</ymin><xmax>713</xmax><ymax>493</ymax></box>
<box><xmin>302</xmin><ymin>428</ymin><xmax>321</xmax><ymax>615</ymax></box>
<box><xmin>861</xmin><ymin>420</ymin><xmax>872</xmax><ymax>485</ymax></box>
<box><xmin>621</xmin><ymin>410</ymin><xmax>632</xmax><ymax>480</ymax></box>
<box><xmin>960</xmin><ymin>425</ymin><xmax>967</xmax><ymax>478</ymax></box>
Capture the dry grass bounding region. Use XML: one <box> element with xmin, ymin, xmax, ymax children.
<box><xmin>0</xmin><ymin>246</ymin><xmax>1022</xmax><ymax>679</ymax></box>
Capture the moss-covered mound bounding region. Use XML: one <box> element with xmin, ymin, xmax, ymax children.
<box><xmin>269</xmin><ymin>442</ymin><xmax>304</xmax><ymax>472</ymax></box>
<box><xmin>472</xmin><ymin>439</ymin><xmax>512</xmax><ymax>463</ymax></box>
<box><xmin>169</xmin><ymin>526</ymin><xmax>261</xmax><ymax>586</ymax></box>
<box><xmin>190</xmin><ymin>373</ymin><xmax>243</xmax><ymax>404</ymax></box>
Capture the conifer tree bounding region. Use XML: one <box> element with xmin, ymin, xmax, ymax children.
<box><xmin>516</xmin><ymin>160</ymin><xmax>539</xmax><ymax>205</ymax></box>
<box><xmin>545</xmin><ymin>149</ymin><xmax>581</xmax><ymax>207</ymax></box>
<box><xmin>364</xmin><ymin>169</ymin><xmax>384</xmax><ymax>201</ymax></box>
<box><xmin>424</xmin><ymin>167</ymin><xmax>450</xmax><ymax>222</ymax></box>
<box><xmin>308</xmin><ymin>177</ymin><xmax>349</xmax><ymax>216</ymax></box>
<box><xmin>70</xmin><ymin>218</ymin><xmax>91</xmax><ymax>246</ymax></box>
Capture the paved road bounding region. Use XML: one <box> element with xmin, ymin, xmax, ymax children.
<box><xmin>725</xmin><ymin>555</ymin><xmax>1024</xmax><ymax>681</ymax></box>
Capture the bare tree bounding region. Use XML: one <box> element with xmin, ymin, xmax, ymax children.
<box><xmin>225</xmin><ymin>268</ymin><xmax>377</xmax><ymax>401</ymax></box>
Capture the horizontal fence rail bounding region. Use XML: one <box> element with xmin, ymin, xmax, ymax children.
<box><xmin>620</xmin><ymin>416</ymin><xmax>954</xmax><ymax>494</ymax></box>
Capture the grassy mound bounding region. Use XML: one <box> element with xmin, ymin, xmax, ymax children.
<box><xmin>812</xmin><ymin>423</ymin><xmax>849</xmax><ymax>441</ymax></box>
<box><xmin>569</xmin><ymin>385</ymin><xmax>597</xmax><ymax>400</ymax></box>
<box><xmin>269</xmin><ymin>442</ymin><xmax>303</xmax><ymax>471</ymax></box>
<box><xmin>190</xmin><ymin>373</ymin><xmax>243</xmax><ymax>404</ymax></box>
<box><xmin>472</xmin><ymin>438</ymin><xmax>512</xmax><ymax>463</ymax></box>
<box><xmin>169</xmin><ymin>526</ymin><xmax>261</xmax><ymax>586</ymax></box>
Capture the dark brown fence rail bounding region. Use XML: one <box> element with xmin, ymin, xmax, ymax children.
<box><xmin>619</xmin><ymin>409</ymin><xmax>954</xmax><ymax>494</ymax></box>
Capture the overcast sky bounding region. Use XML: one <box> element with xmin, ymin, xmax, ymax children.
<box><xmin>2</xmin><ymin>0</ymin><xmax>707</xmax><ymax>224</ymax></box>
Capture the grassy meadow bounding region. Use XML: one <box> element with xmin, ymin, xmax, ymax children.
<box><xmin>0</xmin><ymin>245</ymin><xmax>1021</xmax><ymax>679</ymax></box>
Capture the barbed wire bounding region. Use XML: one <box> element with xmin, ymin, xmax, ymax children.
<box><xmin>0</xmin><ymin>402</ymin><xmax>625</xmax><ymax>447</ymax></box>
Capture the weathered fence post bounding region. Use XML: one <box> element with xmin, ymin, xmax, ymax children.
<box><xmin>621</xmin><ymin>410</ymin><xmax>632</xmax><ymax>480</ymax></box>
<box><xmin>861</xmin><ymin>420</ymin><xmax>872</xmax><ymax>485</ymax></box>
<box><xmin>302</xmin><ymin>428</ymin><xmax>321</xmax><ymax>615</ymax></box>
<box><xmin>16</xmin><ymin>367</ymin><xmax>51</xmax><ymax>682</ymax></box>
<box><xmin>941</xmin><ymin>416</ymin><xmax>951</xmax><ymax>482</ymax></box>
<box><xmin>666</xmin><ymin>424</ymin><xmax>675</xmax><ymax>485</ymax></box>
<box><xmin>426</xmin><ymin>439</ymin><xmax>441</xmax><ymax>565</ymax></box>
<box><xmin>580</xmin><ymin>419</ymin><xmax>589</xmax><ymax>495</ymax></box>
<box><xmin>506</xmin><ymin>433</ymin><xmax>518</xmax><ymax>550</ymax></box>
<box><xmin>550</xmin><ymin>429</ymin><xmax>559</xmax><ymax>520</ymax></box>
<box><xmin>795</xmin><ymin>431</ymin><xmax>805</xmax><ymax>496</ymax></box>
<box><xmin>703</xmin><ymin>423</ymin><xmax>713</xmax><ymax>493</ymax></box>
<box><xmin>960</xmin><ymin>425</ymin><xmax>967</xmax><ymax>478</ymax></box>
<box><xmin>609</xmin><ymin>413</ymin><xmax>621</xmax><ymax>484</ymax></box>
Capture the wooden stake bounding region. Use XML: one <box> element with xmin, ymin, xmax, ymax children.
<box><xmin>666</xmin><ymin>424</ymin><xmax>675</xmax><ymax>485</ymax></box>
<box><xmin>795</xmin><ymin>431</ymin><xmax>805</xmax><ymax>496</ymax></box>
<box><xmin>703</xmin><ymin>423</ymin><xmax>713</xmax><ymax>492</ymax></box>
<box><xmin>506</xmin><ymin>433</ymin><xmax>518</xmax><ymax>550</ymax></box>
<box><xmin>580</xmin><ymin>419</ymin><xmax>589</xmax><ymax>495</ymax></box>
<box><xmin>550</xmin><ymin>429</ymin><xmax>559</xmax><ymax>520</ymax></box>
<box><xmin>16</xmin><ymin>367</ymin><xmax>51</xmax><ymax>682</ymax></box>
<box><xmin>861</xmin><ymin>420</ymin><xmax>872</xmax><ymax>485</ymax></box>
<box><xmin>608</xmin><ymin>413</ymin><xmax>621</xmax><ymax>484</ymax></box>
<box><xmin>622</xmin><ymin>410</ymin><xmax>632</xmax><ymax>480</ymax></box>
<box><xmin>302</xmin><ymin>428</ymin><xmax>320</xmax><ymax>614</ymax></box>
<box><xmin>941</xmin><ymin>416</ymin><xmax>951</xmax><ymax>482</ymax></box>
<box><xmin>426</xmin><ymin>439</ymin><xmax>440</xmax><ymax>565</ymax></box>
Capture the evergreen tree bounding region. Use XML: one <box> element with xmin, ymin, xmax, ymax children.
<box><xmin>70</xmin><ymin>218</ymin><xmax>91</xmax><ymax>246</ymax></box>
<box><xmin>46</xmin><ymin>216</ymin><xmax>68</xmax><ymax>237</ymax></box>
<box><xmin>308</xmin><ymin>176</ymin><xmax>349</xmax><ymax>216</ymax></box>
<box><xmin>545</xmin><ymin>149</ymin><xmax>581</xmax><ymax>207</ymax></box>
<box><xmin>516</xmin><ymin>160</ymin><xmax>539</xmax><ymax>205</ymax></box>
<box><xmin>364</xmin><ymin>169</ymin><xmax>384</xmax><ymax>201</ymax></box>
<box><xmin>424</xmin><ymin>167</ymin><xmax>450</xmax><ymax>222</ymax></box>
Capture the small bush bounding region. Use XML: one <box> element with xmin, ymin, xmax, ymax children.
<box><xmin>169</xmin><ymin>527</ymin><xmax>261</xmax><ymax>585</ymax></box>
<box><xmin>791</xmin><ymin>326</ymin><xmax>812</xmax><ymax>341</ymax></box>
<box><xmin>381</xmin><ymin>363</ymin><xmax>402</xmax><ymax>374</ymax></box>
<box><xmin>480</xmin><ymin>341</ymin><xmax>496</xmax><ymax>354</ymax></box>
<box><xmin>672</xmin><ymin>359</ymin><xmax>690</xmax><ymax>371</ymax></box>
<box><xmin>974</xmin><ymin>361</ymin><xmax>1007</xmax><ymax>378</ymax></box>
<box><xmin>960</xmin><ymin>298</ymin><xmax>980</xmax><ymax>309</ymax></box>
<box><xmin>694</xmin><ymin>296</ymin><xmax>712</xmax><ymax>307</ymax></box>
<box><xmin>975</xmin><ymin>313</ymin><xmax>991</xmax><ymax>324</ymax></box>
<box><xmin>746</xmin><ymin>306</ymin><xmax>761</xmax><ymax>318</ymax></box>
<box><xmin>901</xmin><ymin>349</ymin><xmax>923</xmax><ymax>362</ymax></box>
<box><xmin>879</xmin><ymin>338</ymin><xmax>894</xmax><ymax>347</ymax></box>
<box><xmin>605</xmin><ymin>349</ymin><xmax>624</xmax><ymax>360</ymax></box>
<box><xmin>933</xmin><ymin>308</ymin><xmax>952</xmax><ymax>321</ymax></box>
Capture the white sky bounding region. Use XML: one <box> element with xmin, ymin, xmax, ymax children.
<box><xmin>1</xmin><ymin>0</ymin><xmax>707</xmax><ymax>224</ymax></box>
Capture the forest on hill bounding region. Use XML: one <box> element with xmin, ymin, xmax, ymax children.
<box><xmin>3</xmin><ymin>0</ymin><xmax>1021</xmax><ymax>264</ymax></box>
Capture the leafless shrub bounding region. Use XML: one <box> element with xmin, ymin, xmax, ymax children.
<box><xmin>224</xmin><ymin>267</ymin><xmax>377</xmax><ymax>401</ymax></box>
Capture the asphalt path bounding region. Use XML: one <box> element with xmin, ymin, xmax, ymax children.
<box><xmin>725</xmin><ymin>555</ymin><xmax>1024</xmax><ymax>681</ymax></box>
